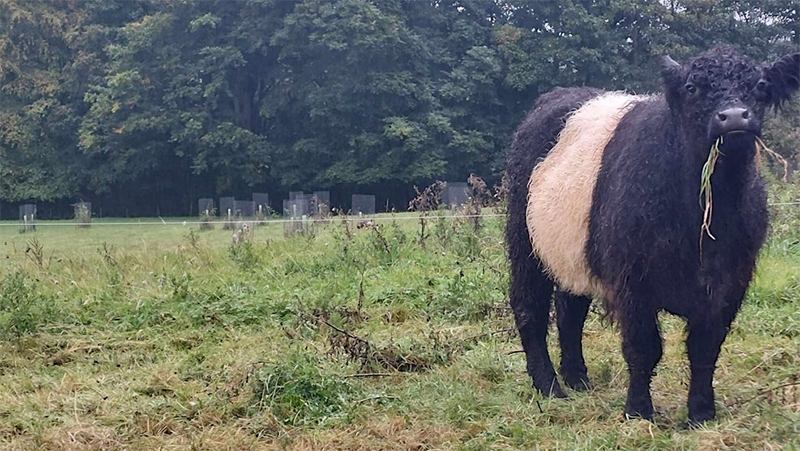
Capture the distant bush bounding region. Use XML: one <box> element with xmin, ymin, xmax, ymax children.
<box><xmin>74</xmin><ymin>203</ymin><xmax>92</xmax><ymax>228</ymax></box>
<box><xmin>199</xmin><ymin>208</ymin><xmax>215</xmax><ymax>231</ymax></box>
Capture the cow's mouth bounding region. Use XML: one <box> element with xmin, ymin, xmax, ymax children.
<box><xmin>709</xmin><ymin>128</ymin><xmax>758</xmax><ymax>146</ymax></box>
<box><xmin>723</xmin><ymin>129</ymin><xmax>755</xmax><ymax>136</ymax></box>
<box><xmin>720</xmin><ymin>129</ymin><xmax>760</xmax><ymax>144</ymax></box>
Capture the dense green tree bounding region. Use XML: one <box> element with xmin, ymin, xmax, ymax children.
<box><xmin>78</xmin><ymin>0</ymin><xmax>288</xmax><ymax>204</ymax></box>
<box><xmin>0</xmin><ymin>0</ymin><xmax>148</xmax><ymax>202</ymax></box>
<box><xmin>266</xmin><ymin>0</ymin><xmax>438</xmax><ymax>186</ymax></box>
<box><xmin>0</xmin><ymin>0</ymin><xmax>83</xmax><ymax>201</ymax></box>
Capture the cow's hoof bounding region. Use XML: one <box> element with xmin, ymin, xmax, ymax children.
<box><xmin>550</xmin><ymin>384</ymin><xmax>568</xmax><ymax>399</ymax></box>
<box><xmin>624</xmin><ymin>411</ymin><xmax>654</xmax><ymax>422</ymax></box>
<box><xmin>534</xmin><ymin>379</ymin><xmax>568</xmax><ymax>398</ymax></box>
<box><xmin>624</xmin><ymin>404</ymin><xmax>654</xmax><ymax>422</ymax></box>
<box><xmin>687</xmin><ymin>411</ymin><xmax>716</xmax><ymax>428</ymax></box>
<box><xmin>564</xmin><ymin>374</ymin><xmax>593</xmax><ymax>392</ymax></box>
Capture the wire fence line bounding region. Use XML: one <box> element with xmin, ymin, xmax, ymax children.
<box><xmin>0</xmin><ymin>202</ymin><xmax>797</xmax><ymax>228</ymax></box>
<box><xmin>0</xmin><ymin>213</ymin><xmax>506</xmax><ymax>228</ymax></box>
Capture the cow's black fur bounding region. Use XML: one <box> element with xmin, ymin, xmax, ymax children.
<box><xmin>506</xmin><ymin>47</ymin><xmax>800</xmax><ymax>424</ymax></box>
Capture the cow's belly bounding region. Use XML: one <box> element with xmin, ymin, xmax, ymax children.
<box><xmin>526</xmin><ymin>92</ymin><xmax>645</xmax><ymax>297</ymax></box>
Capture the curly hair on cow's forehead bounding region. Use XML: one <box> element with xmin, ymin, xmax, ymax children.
<box><xmin>661</xmin><ymin>45</ymin><xmax>800</xmax><ymax>112</ymax></box>
<box><xmin>690</xmin><ymin>46</ymin><xmax>752</xmax><ymax>61</ymax></box>
<box><xmin>687</xmin><ymin>47</ymin><xmax>761</xmax><ymax>78</ymax></box>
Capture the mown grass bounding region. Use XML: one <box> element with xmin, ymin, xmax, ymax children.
<box><xmin>0</xmin><ymin>206</ymin><xmax>798</xmax><ymax>451</ymax></box>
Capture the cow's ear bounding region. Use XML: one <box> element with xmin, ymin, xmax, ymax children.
<box><xmin>764</xmin><ymin>53</ymin><xmax>800</xmax><ymax>108</ymax></box>
<box><xmin>661</xmin><ymin>55</ymin><xmax>683</xmax><ymax>110</ymax></box>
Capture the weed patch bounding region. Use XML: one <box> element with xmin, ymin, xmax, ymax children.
<box><xmin>0</xmin><ymin>270</ymin><xmax>53</xmax><ymax>338</ymax></box>
<box><xmin>249</xmin><ymin>352</ymin><xmax>357</xmax><ymax>426</ymax></box>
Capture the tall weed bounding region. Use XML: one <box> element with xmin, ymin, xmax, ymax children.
<box><xmin>0</xmin><ymin>270</ymin><xmax>50</xmax><ymax>338</ymax></box>
<box><xmin>229</xmin><ymin>241</ymin><xmax>260</xmax><ymax>269</ymax></box>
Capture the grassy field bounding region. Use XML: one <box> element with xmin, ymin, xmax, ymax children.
<box><xmin>0</xmin><ymin>208</ymin><xmax>798</xmax><ymax>450</ymax></box>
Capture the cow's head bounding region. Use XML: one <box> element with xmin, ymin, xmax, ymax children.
<box><xmin>661</xmin><ymin>46</ymin><xmax>800</xmax><ymax>148</ymax></box>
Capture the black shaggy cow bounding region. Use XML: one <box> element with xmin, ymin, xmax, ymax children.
<box><xmin>506</xmin><ymin>46</ymin><xmax>800</xmax><ymax>424</ymax></box>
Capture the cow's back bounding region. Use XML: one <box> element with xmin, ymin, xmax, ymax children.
<box><xmin>525</xmin><ymin>92</ymin><xmax>648</xmax><ymax>297</ymax></box>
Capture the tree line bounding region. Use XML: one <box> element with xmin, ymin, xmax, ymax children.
<box><xmin>1</xmin><ymin>0</ymin><xmax>799</xmax><ymax>217</ymax></box>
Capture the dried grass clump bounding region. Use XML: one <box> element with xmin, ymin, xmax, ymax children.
<box><xmin>41</xmin><ymin>424</ymin><xmax>121</xmax><ymax>451</ymax></box>
<box><xmin>275</xmin><ymin>416</ymin><xmax>458</xmax><ymax>451</ymax></box>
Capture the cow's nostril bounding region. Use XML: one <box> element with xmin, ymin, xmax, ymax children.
<box><xmin>716</xmin><ymin>107</ymin><xmax>751</xmax><ymax>133</ymax></box>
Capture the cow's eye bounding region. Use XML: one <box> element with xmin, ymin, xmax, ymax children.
<box><xmin>685</xmin><ymin>83</ymin><xmax>698</xmax><ymax>96</ymax></box>
<box><xmin>754</xmin><ymin>79</ymin><xmax>770</xmax><ymax>100</ymax></box>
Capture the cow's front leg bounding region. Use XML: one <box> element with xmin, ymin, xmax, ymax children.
<box><xmin>686</xmin><ymin>316</ymin><xmax>729</xmax><ymax>424</ymax></box>
<box><xmin>620</xmin><ymin>304</ymin><xmax>663</xmax><ymax>420</ymax></box>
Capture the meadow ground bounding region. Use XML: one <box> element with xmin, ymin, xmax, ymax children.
<box><xmin>0</xmin><ymin>205</ymin><xmax>798</xmax><ymax>451</ymax></box>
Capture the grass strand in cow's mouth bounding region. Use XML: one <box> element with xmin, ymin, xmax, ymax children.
<box><xmin>700</xmin><ymin>137</ymin><xmax>722</xmax><ymax>241</ymax></box>
<box><xmin>700</xmin><ymin>136</ymin><xmax>788</xmax><ymax>247</ymax></box>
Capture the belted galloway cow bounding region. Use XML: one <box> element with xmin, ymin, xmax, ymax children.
<box><xmin>506</xmin><ymin>46</ymin><xmax>800</xmax><ymax>423</ymax></box>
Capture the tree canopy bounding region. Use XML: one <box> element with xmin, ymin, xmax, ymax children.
<box><xmin>1</xmin><ymin>0</ymin><xmax>799</xmax><ymax>215</ymax></box>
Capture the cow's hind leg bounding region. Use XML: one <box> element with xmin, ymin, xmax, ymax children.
<box><xmin>620</xmin><ymin>302</ymin><xmax>663</xmax><ymax>420</ymax></box>
<box><xmin>509</xmin><ymin>254</ymin><xmax>564</xmax><ymax>398</ymax></box>
<box><xmin>556</xmin><ymin>291</ymin><xmax>592</xmax><ymax>391</ymax></box>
